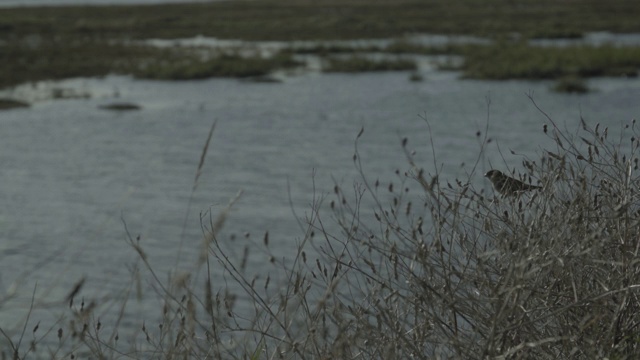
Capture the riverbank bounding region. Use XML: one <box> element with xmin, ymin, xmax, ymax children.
<box><xmin>1</xmin><ymin>0</ymin><xmax>640</xmax><ymax>89</ymax></box>
<box><xmin>3</xmin><ymin>0</ymin><xmax>639</xmax><ymax>41</ymax></box>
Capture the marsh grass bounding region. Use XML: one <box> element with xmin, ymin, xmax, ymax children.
<box><xmin>3</xmin><ymin>95</ymin><xmax>640</xmax><ymax>359</ymax></box>
<box><xmin>383</xmin><ymin>40</ymin><xmax>467</xmax><ymax>55</ymax></box>
<box><xmin>0</xmin><ymin>36</ymin><xmax>301</xmax><ymax>88</ymax></box>
<box><xmin>288</xmin><ymin>44</ymin><xmax>382</xmax><ymax>55</ymax></box>
<box><xmin>323</xmin><ymin>56</ymin><xmax>417</xmax><ymax>73</ymax></box>
<box><xmin>455</xmin><ymin>42</ymin><xmax>640</xmax><ymax>80</ymax></box>
<box><xmin>288</xmin><ymin>41</ymin><xmax>462</xmax><ymax>56</ymax></box>
<box><xmin>133</xmin><ymin>52</ymin><xmax>302</xmax><ymax>80</ymax></box>
<box><xmin>2</xmin><ymin>0</ymin><xmax>640</xmax><ymax>41</ymax></box>
<box><xmin>0</xmin><ymin>37</ymin><xmax>166</xmax><ymax>88</ymax></box>
<box><xmin>5</xmin><ymin>33</ymin><xmax>638</xmax><ymax>90</ymax></box>
<box><xmin>2</xmin><ymin>0</ymin><xmax>640</xmax><ymax>89</ymax></box>
<box><xmin>0</xmin><ymin>98</ymin><xmax>29</xmax><ymax>109</ymax></box>
<box><xmin>553</xmin><ymin>76</ymin><xmax>590</xmax><ymax>94</ymax></box>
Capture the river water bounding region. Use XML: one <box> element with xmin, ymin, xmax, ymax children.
<box><xmin>0</xmin><ymin>69</ymin><xmax>639</xmax><ymax>350</ymax></box>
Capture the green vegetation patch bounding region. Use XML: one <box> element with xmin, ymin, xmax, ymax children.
<box><xmin>134</xmin><ymin>52</ymin><xmax>302</xmax><ymax>80</ymax></box>
<box><xmin>324</xmin><ymin>56</ymin><xmax>417</xmax><ymax>72</ymax></box>
<box><xmin>383</xmin><ymin>40</ymin><xmax>467</xmax><ymax>55</ymax></box>
<box><xmin>289</xmin><ymin>43</ymin><xmax>381</xmax><ymax>55</ymax></box>
<box><xmin>553</xmin><ymin>76</ymin><xmax>590</xmax><ymax>93</ymax></box>
<box><xmin>99</xmin><ymin>102</ymin><xmax>141</xmax><ymax>111</ymax></box>
<box><xmin>1</xmin><ymin>0</ymin><xmax>640</xmax><ymax>41</ymax></box>
<box><xmin>288</xmin><ymin>41</ymin><xmax>466</xmax><ymax>57</ymax></box>
<box><xmin>0</xmin><ymin>36</ymin><xmax>300</xmax><ymax>88</ymax></box>
<box><xmin>0</xmin><ymin>98</ymin><xmax>29</xmax><ymax>110</ymax></box>
<box><xmin>0</xmin><ymin>37</ymin><xmax>169</xmax><ymax>88</ymax></box>
<box><xmin>1</xmin><ymin>0</ymin><xmax>640</xmax><ymax>88</ymax></box>
<box><xmin>450</xmin><ymin>42</ymin><xmax>640</xmax><ymax>80</ymax></box>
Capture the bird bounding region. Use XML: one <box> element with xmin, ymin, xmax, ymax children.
<box><xmin>484</xmin><ymin>170</ymin><xmax>541</xmax><ymax>196</ymax></box>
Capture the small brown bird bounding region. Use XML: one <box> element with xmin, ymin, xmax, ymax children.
<box><xmin>484</xmin><ymin>170</ymin><xmax>541</xmax><ymax>196</ymax></box>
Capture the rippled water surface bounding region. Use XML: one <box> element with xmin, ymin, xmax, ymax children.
<box><xmin>1</xmin><ymin>71</ymin><xmax>640</xmax><ymax>345</ymax></box>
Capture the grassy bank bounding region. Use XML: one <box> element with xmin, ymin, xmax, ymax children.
<box><xmin>0</xmin><ymin>38</ymin><xmax>301</xmax><ymax>87</ymax></box>
<box><xmin>4</xmin><ymin>36</ymin><xmax>639</xmax><ymax>90</ymax></box>
<box><xmin>133</xmin><ymin>52</ymin><xmax>302</xmax><ymax>80</ymax></box>
<box><xmin>453</xmin><ymin>42</ymin><xmax>640</xmax><ymax>80</ymax></box>
<box><xmin>1</xmin><ymin>0</ymin><xmax>640</xmax><ymax>89</ymax></box>
<box><xmin>300</xmin><ymin>40</ymin><xmax>640</xmax><ymax>82</ymax></box>
<box><xmin>2</xmin><ymin>0</ymin><xmax>640</xmax><ymax>41</ymax></box>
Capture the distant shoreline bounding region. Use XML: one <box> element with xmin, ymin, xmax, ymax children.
<box><xmin>1</xmin><ymin>0</ymin><xmax>639</xmax><ymax>90</ymax></box>
<box><xmin>3</xmin><ymin>0</ymin><xmax>640</xmax><ymax>41</ymax></box>
<box><xmin>0</xmin><ymin>0</ymin><xmax>216</xmax><ymax>8</ymax></box>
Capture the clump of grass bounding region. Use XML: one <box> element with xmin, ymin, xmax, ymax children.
<box><xmin>409</xmin><ymin>72</ymin><xmax>424</xmax><ymax>82</ymax></box>
<box><xmin>323</xmin><ymin>56</ymin><xmax>416</xmax><ymax>72</ymax></box>
<box><xmin>453</xmin><ymin>41</ymin><xmax>640</xmax><ymax>80</ymax></box>
<box><xmin>98</xmin><ymin>102</ymin><xmax>141</xmax><ymax>111</ymax></box>
<box><xmin>553</xmin><ymin>75</ymin><xmax>590</xmax><ymax>93</ymax></box>
<box><xmin>288</xmin><ymin>41</ymin><xmax>465</xmax><ymax>58</ymax></box>
<box><xmin>0</xmin><ymin>36</ymin><xmax>173</xmax><ymax>88</ymax></box>
<box><xmin>0</xmin><ymin>35</ymin><xmax>299</xmax><ymax>88</ymax></box>
<box><xmin>384</xmin><ymin>40</ymin><xmax>467</xmax><ymax>55</ymax></box>
<box><xmin>133</xmin><ymin>52</ymin><xmax>301</xmax><ymax>80</ymax></box>
<box><xmin>0</xmin><ymin>98</ymin><xmax>29</xmax><ymax>110</ymax></box>
<box><xmin>289</xmin><ymin>43</ymin><xmax>382</xmax><ymax>55</ymax></box>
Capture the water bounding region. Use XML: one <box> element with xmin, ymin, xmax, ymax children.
<box><xmin>0</xmin><ymin>70</ymin><xmax>639</xmax><ymax>350</ymax></box>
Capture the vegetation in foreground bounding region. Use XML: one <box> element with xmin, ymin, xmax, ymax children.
<box><xmin>2</xmin><ymin>97</ymin><xmax>640</xmax><ymax>358</ymax></box>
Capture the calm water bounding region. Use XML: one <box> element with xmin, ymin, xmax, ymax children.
<box><xmin>1</xmin><ymin>70</ymin><xmax>639</xmax><ymax>348</ymax></box>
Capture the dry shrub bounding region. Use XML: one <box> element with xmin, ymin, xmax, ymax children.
<box><xmin>199</xmin><ymin>96</ymin><xmax>640</xmax><ymax>359</ymax></box>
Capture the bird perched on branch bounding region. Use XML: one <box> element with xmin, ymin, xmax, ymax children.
<box><xmin>484</xmin><ymin>170</ymin><xmax>541</xmax><ymax>196</ymax></box>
